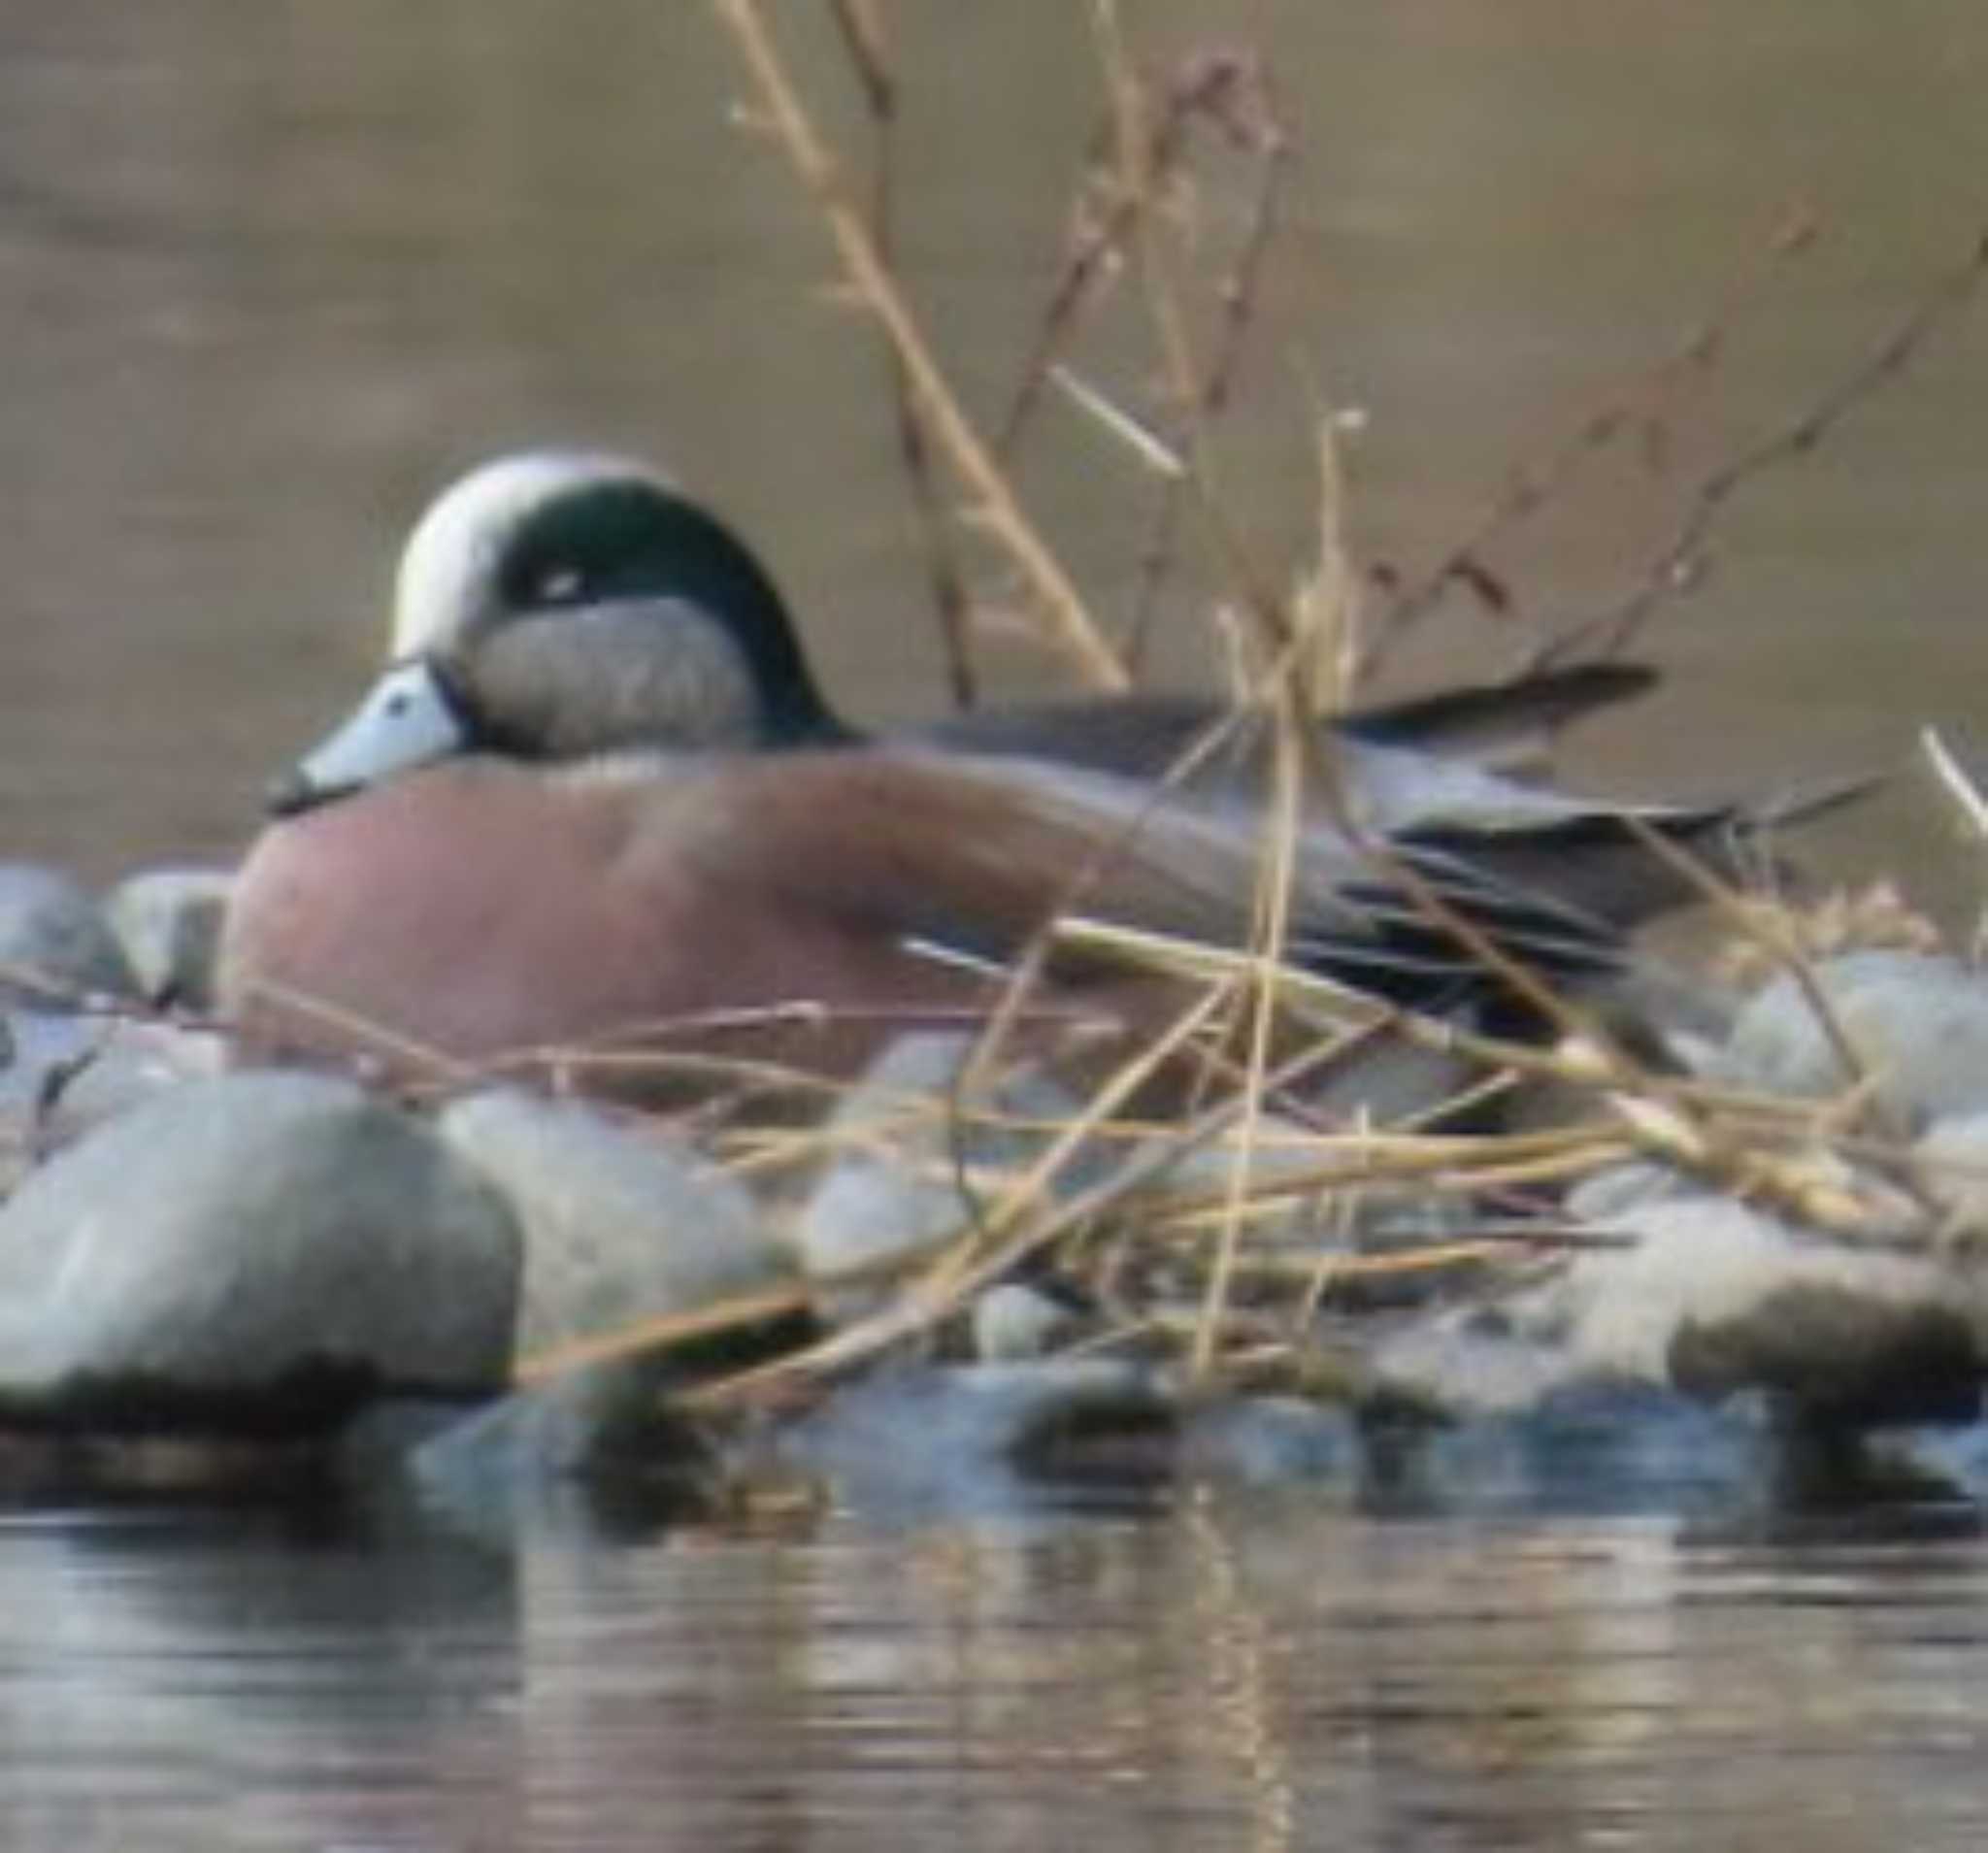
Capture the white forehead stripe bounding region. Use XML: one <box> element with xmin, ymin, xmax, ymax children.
<box><xmin>390</xmin><ymin>450</ymin><xmax>679</xmax><ymax>655</ymax></box>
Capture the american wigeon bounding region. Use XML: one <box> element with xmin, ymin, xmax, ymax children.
<box><xmin>216</xmin><ymin>450</ymin><xmax>1826</xmax><ymax>1095</ymax></box>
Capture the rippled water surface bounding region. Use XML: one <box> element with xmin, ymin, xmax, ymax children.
<box><xmin>4</xmin><ymin>1496</ymin><xmax>1988</xmax><ymax>1851</ymax></box>
<box><xmin>6</xmin><ymin>4</ymin><xmax>1988</xmax><ymax>1843</ymax></box>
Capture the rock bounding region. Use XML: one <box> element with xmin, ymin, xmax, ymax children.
<box><xmin>1367</xmin><ymin>1307</ymin><xmax>1588</xmax><ymax>1418</ymax></box>
<box><xmin>436</xmin><ymin>1089</ymin><xmax>796</xmax><ymax>1358</ymax></box>
<box><xmin>795</xmin><ymin>1033</ymin><xmax>1103</xmax><ymax>1323</ymax></box>
<box><xmin>1177</xmin><ymin>1395</ymin><xmax>1362</xmax><ymax>1490</ymax></box>
<box><xmin>0</xmin><ymin>1071</ymin><xmax>522</xmax><ymax>1432</ymax></box>
<box><xmin>1717</xmin><ymin>951</ymin><xmax>1988</xmax><ymax>1132</ymax></box>
<box><xmin>1288</xmin><ymin>1035</ymin><xmax>1479</xmax><ymax>1131</ymax></box>
<box><xmin>972</xmin><ymin>1282</ymin><xmax>1084</xmax><ymax>1361</ymax></box>
<box><xmin>416</xmin><ymin>1092</ymin><xmax>811</xmax><ymax>1512</ymax></box>
<box><xmin>2</xmin><ymin>1009</ymin><xmax>222</xmax><ymax>1197</ymax></box>
<box><xmin>1</xmin><ymin>1012</ymin><xmax>224</xmax><ymax>1188</ymax></box>
<box><xmin>0</xmin><ymin>1009</ymin><xmax>96</xmax><ymax>1194</ymax></box>
<box><xmin>1117</xmin><ymin>1111</ymin><xmax>1334</xmax><ymax>1251</ymax></box>
<box><xmin>780</xmin><ymin>1359</ymin><xmax>1178</xmax><ymax>1519</ymax></box>
<box><xmin>0</xmin><ymin>864</ymin><xmax>135</xmax><ymax>1006</ymax></box>
<box><xmin>1368</xmin><ymin>1381</ymin><xmax>1779</xmax><ymax>1518</ymax></box>
<box><xmin>1914</xmin><ymin>1110</ymin><xmax>1988</xmax><ymax>1228</ymax></box>
<box><xmin>1512</xmin><ymin>1194</ymin><xmax>1979</xmax><ymax>1427</ymax></box>
<box><xmin>410</xmin><ymin>1361</ymin><xmax>733</xmax><ymax>1524</ymax></box>
<box><xmin>1669</xmin><ymin>1281</ymin><xmax>1979</xmax><ymax>1427</ymax></box>
<box><xmin>105</xmin><ymin>866</ymin><xmax>234</xmax><ymax>1009</ymax></box>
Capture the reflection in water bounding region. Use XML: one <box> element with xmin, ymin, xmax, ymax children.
<box><xmin>2</xmin><ymin>1496</ymin><xmax>1986</xmax><ymax>1849</ymax></box>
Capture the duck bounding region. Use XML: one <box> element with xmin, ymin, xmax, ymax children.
<box><xmin>216</xmin><ymin>449</ymin><xmax>1839</xmax><ymax>1097</ymax></box>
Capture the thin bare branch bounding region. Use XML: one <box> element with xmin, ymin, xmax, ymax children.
<box><xmin>712</xmin><ymin>0</ymin><xmax>1127</xmax><ymax>688</ymax></box>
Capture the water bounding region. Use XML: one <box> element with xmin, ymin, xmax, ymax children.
<box><xmin>5</xmin><ymin>4</ymin><xmax>1988</xmax><ymax>1842</ymax></box>
<box><xmin>2</xmin><ymin>1496</ymin><xmax>1986</xmax><ymax>1850</ymax></box>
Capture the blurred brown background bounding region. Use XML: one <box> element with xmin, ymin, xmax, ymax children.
<box><xmin>3</xmin><ymin>0</ymin><xmax>1984</xmax><ymax>914</ymax></box>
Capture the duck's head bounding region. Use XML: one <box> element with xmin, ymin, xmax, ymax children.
<box><xmin>269</xmin><ymin>450</ymin><xmax>846</xmax><ymax>816</ymax></box>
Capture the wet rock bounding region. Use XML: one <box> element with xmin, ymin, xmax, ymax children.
<box><xmin>795</xmin><ymin>1033</ymin><xmax>1101</xmax><ymax>1324</ymax></box>
<box><xmin>1669</xmin><ymin>1279</ymin><xmax>1979</xmax><ymax>1427</ymax></box>
<box><xmin>1717</xmin><ymin>951</ymin><xmax>1988</xmax><ymax>1132</ymax></box>
<box><xmin>0</xmin><ymin>863</ymin><xmax>135</xmax><ymax>1005</ymax></box>
<box><xmin>105</xmin><ymin>866</ymin><xmax>233</xmax><ymax>1009</ymax></box>
<box><xmin>1367</xmin><ymin>1381</ymin><xmax>1779</xmax><ymax>1518</ymax></box>
<box><xmin>410</xmin><ymin>1361</ymin><xmax>731</xmax><ymax>1520</ymax></box>
<box><xmin>782</xmin><ymin>1359</ymin><xmax>1179</xmax><ymax>1518</ymax></box>
<box><xmin>436</xmin><ymin>1089</ymin><xmax>797</xmax><ymax>1358</ymax></box>
<box><xmin>0</xmin><ymin>1071</ymin><xmax>521</xmax><ymax>1432</ymax></box>
<box><xmin>1177</xmin><ymin>1395</ymin><xmax>1363</xmax><ymax>1490</ymax></box>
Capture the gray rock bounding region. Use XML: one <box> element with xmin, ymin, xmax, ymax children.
<box><xmin>410</xmin><ymin>1360</ymin><xmax>729</xmax><ymax>1518</ymax></box>
<box><xmin>105</xmin><ymin>866</ymin><xmax>234</xmax><ymax>1009</ymax></box>
<box><xmin>0</xmin><ymin>864</ymin><xmax>135</xmax><ymax>1006</ymax></box>
<box><xmin>1177</xmin><ymin>1395</ymin><xmax>1362</xmax><ymax>1489</ymax></box>
<box><xmin>1512</xmin><ymin>1194</ymin><xmax>1978</xmax><ymax>1427</ymax></box>
<box><xmin>1914</xmin><ymin>1109</ymin><xmax>1988</xmax><ymax>1228</ymax></box>
<box><xmin>1288</xmin><ymin>1036</ymin><xmax>1479</xmax><ymax>1131</ymax></box>
<box><xmin>0</xmin><ymin>1009</ymin><xmax>97</xmax><ymax>1194</ymax></box>
<box><xmin>437</xmin><ymin>1089</ymin><xmax>795</xmax><ymax>1358</ymax></box>
<box><xmin>0</xmin><ymin>1013</ymin><xmax>224</xmax><ymax>1193</ymax></box>
<box><xmin>795</xmin><ymin>1033</ymin><xmax>1102</xmax><ymax>1323</ymax></box>
<box><xmin>1368</xmin><ymin>1307</ymin><xmax>1589</xmax><ymax>1417</ymax></box>
<box><xmin>1118</xmin><ymin>1110</ymin><xmax>1334</xmax><ymax>1250</ymax></box>
<box><xmin>0</xmin><ymin>1071</ymin><xmax>522</xmax><ymax>1430</ymax></box>
<box><xmin>1380</xmin><ymin>1381</ymin><xmax>1779</xmax><ymax>1519</ymax></box>
<box><xmin>972</xmin><ymin>1282</ymin><xmax>1082</xmax><ymax>1361</ymax></box>
<box><xmin>1717</xmin><ymin>951</ymin><xmax>1988</xmax><ymax>1132</ymax></box>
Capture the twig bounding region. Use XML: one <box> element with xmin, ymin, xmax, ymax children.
<box><xmin>824</xmin><ymin>0</ymin><xmax>979</xmax><ymax>707</ymax></box>
<box><xmin>1359</xmin><ymin>206</ymin><xmax>1818</xmax><ymax>683</ymax></box>
<box><xmin>712</xmin><ymin>0</ymin><xmax>1126</xmax><ymax>688</ymax></box>
<box><xmin>1089</xmin><ymin>1</ymin><xmax>1291</xmax><ymax>654</ymax></box>
<box><xmin>1537</xmin><ymin>222</ymin><xmax>1988</xmax><ymax>667</ymax></box>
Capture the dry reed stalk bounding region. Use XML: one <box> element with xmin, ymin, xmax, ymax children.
<box><xmin>1617</xmin><ymin>810</ymin><xmax>1881</xmax><ymax>1110</ymax></box>
<box><xmin>1045</xmin><ymin>911</ymin><xmax>1955</xmax><ymax>1241</ymax></box>
<box><xmin>1920</xmin><ymin>725</ymin><xmax>1988</xmax><ymax>963</ymax></box>
<box><xmin>711</xmin><ymin>0</ymin><xmax>1125</xmax><ymax>690</ymax></box>
<box><xmin>230</xmin><ymin>976</ymin><xmax>480</xmax><ymax>1090</ymax></box>
<box><xmin>1088</xmin><ymin>0</ymin><xmax>1292</xmax><ymax>656</ymax></box>
<box><xmin>513</xmin><ymin>1279</ymin><xmax>815</xmax><ymax>1386</ymax></box>
<box><xmin>1921</xmin><ymin>725</ymin><xmax>1988</xmax><ymax>845</ymax></box>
